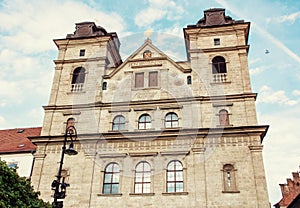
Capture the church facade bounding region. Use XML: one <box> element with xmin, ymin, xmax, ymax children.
<box><xmin>30</xmin><ymin>8</ymin><xmax>270</xmax><ymax>207</ymax></box>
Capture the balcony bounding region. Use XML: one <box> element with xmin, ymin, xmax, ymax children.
<box><xmin>71</xmin><ymin>83</ymin><xmax>84</xmax><ymax>92</ymax></box>
<box><xmin>212</xmin><ymin>73</ymin><xmax>228</xmax><ymax>83</ymax></box>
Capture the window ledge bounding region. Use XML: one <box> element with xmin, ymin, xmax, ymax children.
<box><xmin>161</xmin><ymin>127</ymin><xmax>181</xmax><ymax>130</ymax></box>
<box><xmin>210</xmin><ymin>81</ymin><xmax>231</xmax><ymax>85</ymax></box>
<box><xmin>108</xmin><ymin>130</ymin><xmax>128</xmax><ymax>133</ymax></box>
<box><xmin>67</xmin><ymin>91</ymin><xmax>86</xmax><ymax>94</ymax></box>
<box><xmin>162</xmin><ymin>192</ymin><xmax>188</xmax><ymax>196</ymax></box>
<box><xmin>134</xmin><ymin>128</ymin><xmax>155</xmax><ymax>131</ymax></box>
<box><xmin>97</xmin><ymin>193</ymin><xmax>123</xmax><ymax>197</ymax></box>
<box><xmin>222</xmin><ymin>190</ymin><xmax>240</xmax><ymax>194</ymax></box>
<box><xmin>216</xmin><ymin>124</ymin><xmax>234</xmax><ymax>128</ymax></box>
<box><xmin>129</xmin><ymin>193</ymin><xmax>155</xmax><ymax>196</ymax></box>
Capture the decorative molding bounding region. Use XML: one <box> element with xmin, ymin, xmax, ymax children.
<box><xmin>222</xmin><ymin>190</ymin><xmax>240</xmax><ymax>194</ymax></box>
<box><xmin>129</xmin><ymin>60</ymin><xmax>164</xmax><ymax>68</ymax></box>
<box><xmin>128</xmin><ymin>152</ymin><xmax>158</xmax><ymax>157</ymax></box>
<box><xmin>133</xmin><ymin>107</ymin><xmax>157</xmax><ymax>111</ymax></box>
<box><xmin>159</xmin><ymin>105</ymin><xmax>183</xmax><ymax>110</ymax></box>
<box><xmin>62</xmin><ymin>111</ymin><xmax>81</xmax><ymax>116</ymax></box>
<box><xmin>98</xmin><ymin>153</ymin><xmax>127</xmax><ymax>158</ymax></box>
<box><xmin>212</xmin><ymin>103</ymin><xmax>233</xmax><ymax>107</ymax></box>
<box><xmin>160</xmin><ymin>151</ymin><xmax>189</xmax><ymax>156</ymax></box>
<box><xmin>248</xmin><ymin>145</ymin><xmax>263</xmax><ymax>151</ymax></box>
<box><xmin>108</xmin><ymin>108</ymin><xmax>131</xmax><ymax>113</ymax></box>
<box><xmin>162</xmin><ymin>192</ymin><xmax>188</xmax><ymax>196</ymax></box>
<box><xmin>129</xmin><ymin>193</ymin><xmax>155</xmax><ymax>196</ymax></box>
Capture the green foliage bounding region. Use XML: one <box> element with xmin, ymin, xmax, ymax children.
<box><xmin>0</xmin><ymin>160</ymin><xmax>52</xmax><ymax>208</ymax></box>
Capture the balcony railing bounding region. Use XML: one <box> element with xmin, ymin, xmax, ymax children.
<box><xmin>213</xmin><ymin>73</ymin><xmax>228</xmax><ymax>83</ymax></box>
<box><xmin>71</xmin><ymin>83</ymin><xmax>84</xmax><ymax>92</ymax></box>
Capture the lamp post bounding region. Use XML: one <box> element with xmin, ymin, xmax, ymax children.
<box><xmin>52</xmin><ymin>118</ymin><xmax>78</xmax><ymax>208</ymax></box>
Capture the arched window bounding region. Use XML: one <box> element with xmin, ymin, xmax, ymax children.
<box><xmin>102</xmin><ymin>82</ymin><xmax>107</xmax><ymax>90</ymax></box>
<box><xmin>134</xmin><ymin>162</ymin><xmax>151</xmax><ymax>194</ymax></box>
<box><xmin>71</xmin><ymin>67</ymin><xmax>86</xmax><ymax>92</ymax></box>
<box><xmin>187</xmin><ymin>75</ymin><xmax>192</xmax><ymax>85</ymax></box>
<box><xmin>103</xmin><ymin>163</ymin><xmax>120</xmax><ymax>194</ymax></box>
<box><xmin>222</xmin><ymin>164</ymin><xmax>238</xmax><ymax>192</ymax></box>
<box><xmin>166</xmin><ymin>160</ymin><xmax>183</xmax><ymax>193</ymax></box>
<box><xmin>212</xmin><ymin>56</ymin><xmax>227</xmax><ymax>74</ymax></box>
<box><xmin>165</xmin><ymin>112</ymin><xmax>178</xmax><ymax>128</ymax></box>
<box><xmin>138</xmin><ymin>114</ymin><xmax>151</xmax><ymax>130</ymax></box>
<box><xmin>219</xmin><ymin>109</ymin><xmax>229</xmax><ymax>126</ymax></box>
<box><xmin>112</xmin><ymin>115</ymin><xmax>125</xmax><ymax>131</ymax></box>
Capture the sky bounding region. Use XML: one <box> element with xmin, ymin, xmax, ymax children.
<box><xmin>0</xmin><ymin>0</ymin><xmax>299</xmax><ymax>205</ymax></box>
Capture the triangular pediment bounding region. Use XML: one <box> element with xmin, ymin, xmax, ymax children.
<box><xmin>104</xmin><ymin>38</ymin><xmax>191</xmax><ymax>78</ymax></box>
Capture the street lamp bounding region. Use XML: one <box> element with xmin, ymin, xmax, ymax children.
<box><xmin>52</xmin><ymin>118</ymin><xmax>78</xmax><ymax>208</ymax></box>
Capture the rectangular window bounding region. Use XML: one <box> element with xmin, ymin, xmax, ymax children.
<box><xmin>8</xmin><ymin>162</ymin><xmax>18</xmax><ymax>169</ymax></box>
<box><xmin>79</xmin><ymin>49</ymin><xmax>85</xmax><ymax>56</ymax></box>
<box><xmin>214</xmin><ymin>38</ymin><xmax>220</xmax><ymax>46</ymax></box>
<box><xmin>135</xmin><ymin>73</ymin><xmax>144</xmax><ymax>88</ymax></box>
<box><xmin>149</xmin><ymin>71</ymin><xmax>158</xmax><ymax>87</ymax></box>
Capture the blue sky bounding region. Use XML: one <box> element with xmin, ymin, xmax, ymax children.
<box><xmin>0</xmin><ymin>0</ymin><xmax>299</xmax><ymax>205</ymax></box>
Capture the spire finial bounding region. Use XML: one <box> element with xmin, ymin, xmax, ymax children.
<box><xmin>144</xmin><ymin>29</ymin><xmax>153</xmax><ymax>39</ymax></box>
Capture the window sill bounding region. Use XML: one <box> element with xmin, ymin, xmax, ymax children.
<box><xmin>129</xmin><ymin>193</ymin><xmax>155</xmax><ymax>196</ymax></box>
<box><xmin>216</xmin><ymin>124</ymin><xmax>233</xmax><ymax>128</ymax></box>
<box><xmin>67</xmin><ymin>91</ymin><xmax>86</xmax><ymax>94</ymax></box>
<box><xmin>162</xmin><ymin>192</ymin><xmax>188</xmax><ymax>196</ymax></box>
<box><xmin>210</xmin><ymin>81</ymin><xmax>231</xmax><ymax>85</ymax></box>
<box><xmin>134</xmin><ymin>128</ymin><xmax>155</xmax><ymax>131</ymax></box>
<box><xmin>108</xmin><ymin>130</ymin><xmax>128</xmax><ymax>133</ymax></box>
<box><xmin>162</xmin><ymin>127</ymin><xmax>181</xmax><ymax>130</ymax></box>
<box><xmin>222</xmin><ymin>190</ymin><xmax>240</xmax><ymax>193</ymax></box>
<box><xmin>97</xmin><ymin>193</ymin><xmax>123</xmax><ymax>197</ymax></box>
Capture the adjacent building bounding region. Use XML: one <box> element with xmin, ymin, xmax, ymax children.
<box><xmin>30</xmin><ymin>8</ymin><xmax>270</xmax><ymax>207</ymax></box>
<box><xmin>0</xmin><ymin>127</ymin><xmax>40</xmax><ymax>178</ymax></box>
<box><xmin>275</xmin><ymin>171</ymin><xmax>300</xmax><ymax>208</ymax></box>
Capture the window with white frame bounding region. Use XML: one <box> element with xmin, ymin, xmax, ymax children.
<box><xmin>165</xmin><ymin>112</ymin><xmax>179</xmax><ymax>128</ymax></box>
<box><xmin>166</xmin><ymin>160</ymin><xmax>184</xmax><ymax>193</ymax></box>
<box><xmin>138</xmin><ymin>114</ymin><xmax>151</xmax><ymax>130</ymax></box>
<box><xmin>134</xmin><ymin>161</ymin><xmax>151</xmax><ymax>194</ymax></box>
<box><xmin>103</xmin><ymin>163</ymin><xmax>120</xmax><ymax>194</ymax></box>
<box><xmin>112</xmin><ymin>115</ymin><xmax>125</xmax><ymax>131</ymax></box>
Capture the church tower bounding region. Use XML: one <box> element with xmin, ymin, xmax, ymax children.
<box><xmin>30</xmin><ymin>9</ymin><xmax>270</xmax><ymax>207</ymax></box>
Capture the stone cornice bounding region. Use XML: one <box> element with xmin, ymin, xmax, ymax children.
<box><xmin>42</xmin><ymin>93</ymin><xmax>257</xmax><ymax>111</ymax></box>
<box><xmin>29</xmin><ymin>125</ymin><xmax>269</xmax><ymax>144</ymax></box>
<box><xmin>188</xmin><ymin>45</ymin><xmax>249</xmax><ymax>54</ymax></box>
<box><xmin>54</xmin><ymin>57</ymin><xmax>106</xmax><ymax>64</ymax></box>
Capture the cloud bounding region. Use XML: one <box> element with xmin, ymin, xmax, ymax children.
<box><xmin>0</xmin><ymin>115</ymin><xmax>6</xmax><ymax>128</ymax></box>
<box><xmin>215</xmin><ymin>0</ymin><xmax>300</xmax><ymax>65</ymax></box>
<box><xmin>271</xmin><ymin>11</ymin><xmax>300</xmax><ymax>24</ymax></box>
<box><xmin>259</xmin><ymin>106</ymin><xmax>300</xmax><ymax>204</ymax></box>
<box><xmin>249</xmin><ymin>66</ymin><xmax>265</xmax><ymax>75</ymax></box>
<box><xmin>0</xmin><ymin>0</ymin><xmax>126</xmax><ymax>53</ymax></box>
<box><xmin>292</xmin><ymin>90</ymin><xmax>300</xmax><ymax>96</ymax></box>
<box><xmin>134</xmin><ymin>0</ymin><xmax>184</xmax><ymax>27</ymax></box>
<box><xmin>257</xmin><ymin>85</ymin><xmax>298</xmax><ymax>106</ymax></box>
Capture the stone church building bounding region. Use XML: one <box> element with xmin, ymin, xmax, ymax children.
<box><xmin>30</xmin><ymin>8</ymin><xmax>270</xmax><ymax>207</ymax></box>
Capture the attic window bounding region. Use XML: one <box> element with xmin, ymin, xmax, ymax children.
<box><xmin>17</xmin><ymin>129</ymin><xmax>24</xmax><ymax>133</ymax></box>
<box><xmin>79</xmin><ymin>49</ymin><xmax>85</xmax><ymax>56</ymax></box>
<box><xmin>214</xmin><ymin>38</ymin><xmax>220</xmax><ymax>45</ymax></box>
<box><xmin>143</xmin><ymin>50</ymin><xmax>152</xmax><ymax>59</ymax></box>
<box><xmin>18</xmin><ymin>144</ymin><xmax>25</xmax><ymax>148</ymax></box>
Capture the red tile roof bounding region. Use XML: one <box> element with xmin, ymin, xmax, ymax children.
<box><xmin>0</xmin><ymin>127</ymin><xmax>41</xmax><ymax>153</ymax></box>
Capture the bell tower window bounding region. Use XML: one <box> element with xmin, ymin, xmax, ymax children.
<box><xmin>219</xmin><ymin>109</ymin><xmax>230</xmax><ymax>126</ymax></box>
<box><xmin>71</xmin><ymin>67</ymin><xmax>85</xmax><ymax>92</ymax></box>
<box><xmin>222</xmin><ymin>164</ymin><xmax>239</xmax><ymax>193</ymax></box>
<box><xmin>212</xmin><ymin>56</ymin><xmax>227</xmax><ymax>83</ymax></box>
